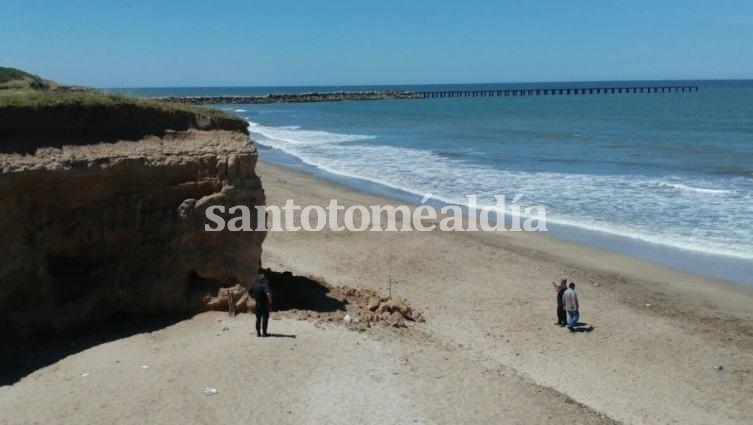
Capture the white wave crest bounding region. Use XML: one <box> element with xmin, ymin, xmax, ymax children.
<box><xmin>651</xmin><ymin>181</ymin><xmax>735</xmax><ymax>195</ymax></box>
<box><xmin>248</xmin><ymin>120</ymin><xmax>376</xmax><ymax>147</ymax></box>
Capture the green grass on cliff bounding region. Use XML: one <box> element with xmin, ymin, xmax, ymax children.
<box><xmin>0</xmin><ymin>88</ymin><xmax>237</xmax><ymax>121</ymax></box>
<box><xmin>0</xmin><ymin>66</ymin><xmax>240</xmax><ymax>123</ymax></box>
<box><xmin>0</xmin><ymin>67</ymin><xmax>53</xmax><ymax>89</ymax></box>
<box><xmin>0</xmin><ymin>67</ymin><xmax>43</xmax><ymax>84</ymax></box>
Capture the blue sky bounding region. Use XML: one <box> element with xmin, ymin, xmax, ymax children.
<box><xmin>1</xmin><ymin>0</ymin><xmax>751</xmax><ymax>87</ymax></box>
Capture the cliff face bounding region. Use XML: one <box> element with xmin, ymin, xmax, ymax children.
<box><xmin>0</xmin><ymin>129</ymin><xmax>265</xmax><ymax>338</ymax></box>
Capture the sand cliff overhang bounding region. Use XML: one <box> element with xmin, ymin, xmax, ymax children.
<box><xmin>0</xmin><ymin>98</ymin><xmax>265</xmax><ymax>338</ymax></box>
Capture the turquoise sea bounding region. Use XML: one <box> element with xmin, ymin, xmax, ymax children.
<box><xmin>119</xmin><ymin>81</ymin><xmax>753</xmax><ymax>285</ymax></box>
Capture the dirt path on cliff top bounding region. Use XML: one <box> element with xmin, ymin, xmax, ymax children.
<box><xmin>0</xmin><ymin>313</ymin><xmax>613</xmax><ymax>425</ymax></box>
<box><xmin>256</xmin><ymin>161</ymin><xmax>753</xmax><ymax>425</ymax></box>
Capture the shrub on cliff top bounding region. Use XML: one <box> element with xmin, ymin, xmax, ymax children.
<box><xmin>0</xmin><ymin>66</ymin><xmax>51</xmax><ymax>89</ymax></box>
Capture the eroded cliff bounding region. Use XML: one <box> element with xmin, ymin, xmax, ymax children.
<box><xmin>0</xmin><ymin>129</ymin><xmax>265</xmax><ymax>338</ymax></box>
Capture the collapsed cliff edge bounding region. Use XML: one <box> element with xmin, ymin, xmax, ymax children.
<box><xmin>0</xmin><ymin>67</ymin><xmax>265</xmax><ymax>338</ymax></box>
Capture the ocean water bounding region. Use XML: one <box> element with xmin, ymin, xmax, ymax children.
<box><xmin>119</xmin><ymin>82</ymin><xmax>753</xmax><ymax>285</ymax></box>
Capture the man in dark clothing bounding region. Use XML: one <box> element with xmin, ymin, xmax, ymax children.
<box><xmin>552</xmin><ymin>278</ymin><xmax>568</xmax><ymax>326</ymax></box>
<box><xmin>249</xmin><ymin>275</ymin><xmax>273</xmax><ymax>337</ymax></box>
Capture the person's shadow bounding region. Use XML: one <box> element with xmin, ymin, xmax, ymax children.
<box><xmin>569</xmin><ymin>322</ymin><xmax>595</xmax><ymax>333</ymax></box>
<box><xmin>264</xmin><ymin>333</ymin><xmax>296</xmax><ymax>338</ymax></box>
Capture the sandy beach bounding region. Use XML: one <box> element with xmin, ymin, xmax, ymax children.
<box><xmin>2</xmin><ymin>160</ymin><xmax>752</xmax><ymax>425</ymax></box>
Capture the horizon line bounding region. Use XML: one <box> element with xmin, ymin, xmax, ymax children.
<box><xmin>104</xmin><ymin>78</ymin><xmax>753</xmax><ymax>90</ymax></box>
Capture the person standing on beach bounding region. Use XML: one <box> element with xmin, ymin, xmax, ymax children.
<box><xmin>249</xmin><ymin>275</ymin><xmax>273</xmax><ymax>337</ymax></box>
<box><xmin>552</xmin><ymin>278</ymin><xmax>568</xmax><ymax>326</ymax></box>
<box><xmin>562</xmin><ymin>282</ymin><xmax>579</xmax><ymax>331</ymax></box>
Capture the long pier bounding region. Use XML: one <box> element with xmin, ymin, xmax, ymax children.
<box><xmin>420</xmin><ymin>85</ymin><xmax>698</xmax><ymax>98</ymax></box>
<box><xmin>157</xmin><ymin>85</ymin><xmax>698</xmax><ymax>105</ymax></box>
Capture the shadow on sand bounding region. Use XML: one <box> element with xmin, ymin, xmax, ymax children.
<box><xmin>262</xmin><ymin>268</ymin><xmax>347</xmax><ymax>313</ymax></box>
<box><xmin>263</xmin><ymin>333</ymin><xmax>297</xmax><ymax>338</ymax></box>
<box><xmin>1</xmin><ymin>269</ymin><xmax>345</xmax><ymax>386</ymax></box>
<box><xmin>0</xmin><ymin>313</ymin><xmax>189</xmax><ymax>386</ymax></box>
<box><xmin>569</xmin><ymin>322</ymin><xmax>596</xmax><ymax>333</ymax></box>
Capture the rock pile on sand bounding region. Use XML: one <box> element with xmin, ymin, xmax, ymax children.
<box><xmin>336</xmin><ymin>286</ymin><xmax>425</xmax><ymax>328</ymax></box>
<box><xmin>279</xmin><ymin>285</ymin><xmax>424</xmax><ymax>328</ymax></box>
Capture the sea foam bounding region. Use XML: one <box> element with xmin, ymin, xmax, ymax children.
<box><xmin>247</xmin><ymin>120</ymin><xmax>753</xmax><ymax>260</ymax></box>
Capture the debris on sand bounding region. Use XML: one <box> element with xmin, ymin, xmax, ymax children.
<box><xmin>324</xmin><ymin>285</ymin><xmax>423</xmax><ymax>328</ymax></box>
<box><xmin>205</xmin><ymin>270</ymin><xmax>423</xmax><ymax>330</ymax></box>
<box><xmin>266</xmin><ymin>271</ymin><xmax>424</xmax><ymax>329</ymax></box>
